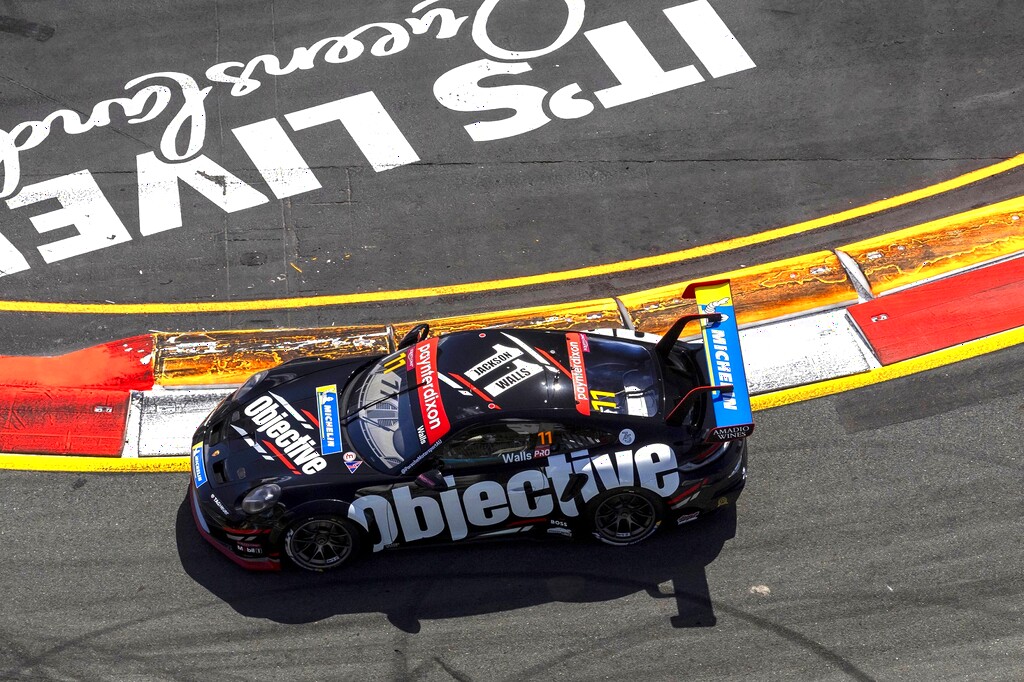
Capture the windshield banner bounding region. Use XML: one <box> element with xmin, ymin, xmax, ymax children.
<box><xmin>410</xmin><ymin>337</ymin><xmax>450</xmax><ymax>445</ymax></box>
<box><xmin>690</xmin><ymin>280</ymin><xmax>755</xmax><ymax>441</ymax></box>
<box><xmin>565</xmin><ymin>332</ymin><xmax>591</xmax><ymax>416</ymax></box>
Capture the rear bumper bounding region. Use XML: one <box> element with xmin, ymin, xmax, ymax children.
<box><xmin>189</xmin><ymin>484</ymin><xmax>281</xmax><ymax>572</ymax></box>
<box><xmin>670</xmin><ymin>439</ymin><xmax>747</xmax><ymax>524</ymax></box>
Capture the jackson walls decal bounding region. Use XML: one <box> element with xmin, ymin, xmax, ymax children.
<box><xmin>0</xmin><ymin>0</ymin><xmax>754</xmax><ymax>278</ymax></box>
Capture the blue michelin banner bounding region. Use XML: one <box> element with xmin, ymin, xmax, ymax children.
<box><xmin>687</xmin><ymin>280</ymin><xmax>755</xmax><ymax>442</ymax></box>
<box><xmin>192</xmin><ymin>441</ymin><xmax>208</xmax><ymax>487</ymax></box>
<box><xmin>316</xmin><ymin>384</ymin><xmax>342</xmax><ymax>455</ymax></box>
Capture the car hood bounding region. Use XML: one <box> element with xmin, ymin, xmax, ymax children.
<box><xmin>199</xmin><ymin>356</ymin><xmax>387</xmax><ymax>485</ymax></box>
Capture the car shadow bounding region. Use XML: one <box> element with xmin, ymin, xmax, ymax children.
<box><xmin>175</xmin><ymin>495</ymin><xmax>737</xmax><ymax>633</ymax></box>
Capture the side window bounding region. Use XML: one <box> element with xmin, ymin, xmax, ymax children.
<box><xmin>442</xmin><ymin>423</ymin><xmax>534</xmax><ymax>467</ymax></box>
<box><xmin>550</xmin><ymin>426</ymin><xmax>616</xmax><ymax>454</ymax></box>
<box><xmin>440</xmin><ymin>421</ymin><xmax>617</xmax><ymax>468</ymax></box>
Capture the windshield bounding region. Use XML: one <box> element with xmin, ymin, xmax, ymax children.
<box><xmin>343</xmin><ymin>339</ymin><xmax>445</xmax><ymax>472</ymax></box>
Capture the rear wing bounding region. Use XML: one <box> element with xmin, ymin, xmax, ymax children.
<box><xmin>665</xmin><ymin>279</ymin><xmax>754</xmax><ymax>442</ymax></box>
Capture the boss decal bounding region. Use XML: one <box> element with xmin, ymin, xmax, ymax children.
<box><xmin>349</xmin><ymin>443</ymin><xmax>679</xmax><ymax>551</ymax></box>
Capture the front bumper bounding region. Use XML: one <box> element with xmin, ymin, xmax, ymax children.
<box><xmin>189</xmin><ymin>483</ymin><xmax>281</xmax><ymax>572</ymax></box>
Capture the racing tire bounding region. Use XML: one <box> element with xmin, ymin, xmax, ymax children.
<box><xmin>283</xmin><ymin>515</ymin><xmax>365</xmax><ymax>572</ymax></box>
<box><xmin>587</xmin><ymin>488</ymin><xmax>664</xmax><ymax>546</ymax></box>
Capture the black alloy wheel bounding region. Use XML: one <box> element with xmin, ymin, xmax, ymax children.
<box><xmin>590</xmin><ymin>489</ymin><xmax>662</xmax><ymax>546</ymax></box>
<box><xmin>284</xmin><ymin>516</ymin><xmax>362</xmax><ymax>571</ymax></box>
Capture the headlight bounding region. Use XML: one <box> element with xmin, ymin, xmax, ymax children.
<box><xmin>241</xmin><ymin>483</ymin><xmax>281</xmax><ymax>514</ymax></box>
<box><xmin>233</xmin><ymin>370</ymin><xmax>269</xmax><ymax>402</ymax></box>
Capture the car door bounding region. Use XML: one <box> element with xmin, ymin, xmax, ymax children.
<box><xmin>369</xmin><ymin>419</ymin><xmax>621</xmax><ymax>548</ymax></box>
<box><xmin>430</xmin><ymin>420</ymin><xmax>552</xmax><ymax>541</ymax></box>
<box><xmin>429</xmin><ymin>419</ymin><xmax>620</xmax><ymax>541</ymax></box>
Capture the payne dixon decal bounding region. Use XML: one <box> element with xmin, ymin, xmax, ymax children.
<box><xmin>243</xmin><ymin>392</ymin><xmax>327</xmax><ymax>475</ymax></box>
<box><xmin>0</xmin><ymin>0</ymin><xmax>755</xmax><ymax>281</ymax></box>
<box><xmin>566</xmin><ymin>332</ymin><xmax>591</xmax><ymax>416</ymax></box>
<box><xmin>348</xmin><ymin>443</ymin><xmax>680</xmax><ymax>551</ymax></box>
<box><xmin>410</xmin><ymin>338</ymin><xmax>450</xmax><ymax>445</ymax></box>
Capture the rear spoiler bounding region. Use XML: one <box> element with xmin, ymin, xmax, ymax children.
<box><xmin>664</xmin><ymin>279</ymin><xmax>754</xmax><ymax>442</ymax></box>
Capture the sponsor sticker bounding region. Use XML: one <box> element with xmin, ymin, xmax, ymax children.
<box><xmin>209</xmin><ymin>493</ymin><xmax>231</xmax><ymax>516</ymax></box>
<box><xmin>413</xmin><ymin>338</ymin><xmax>450</xmax><ymax>445</ymax></box>
<box><xmin>343</xmin><ymin>451</ymin><xmax>363</xmax><ymax>474</ymax></box>
<box><xmin>483</xmin><ymin>359</ymin><xmax>543</xmax><ymax>396</ymax></box>
<box><xmin>316</xmin><ymin>384</ymin><xmax>342</xmax><ymax>455</ymax></box>
<box><xmin>565</xmin><ymin>332</ymin><xmax>590</xmax><ymax>416</ymax></box>
<box><xmin>676</xmin><ymin>511</ymin><xmax>701</xmax><ymax>525</ymax></box>
<box><xmin>244</xmin><ymin>393</ymin><xmax>326</xmax><ymax>475</ymax></box>
<box><xmin>191</xmin><ymin>441</ymin><xmax>208</xmax><ymax>487</ymax></box>
<box><xmin>348</xmin><ymin>443</ymin><xmax>682</xmax><ymax>552</ymax></box>
<box><xmin>465</xmin><ymin>344</ymin><xmax>523</xmax><ymax>381</ymax></box>
<box><xmin>619</xmin><ymin>428</ymin><xmax>635</xmax><ymax>445</ymax></box>
<box><xmin>692</xmin><ymin>281</ymin><xmax>754</xmax><ymax>439</ymax></box>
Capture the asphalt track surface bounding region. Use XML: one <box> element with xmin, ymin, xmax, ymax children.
<box><xmin>0</xmin><ymin>0</ymin><xmax>1023</xmax><ymax>351</ymax></box>
<box><xmin>2</xmin><ymin>1</ymin><xmax>1024</xmax><ymax>680</ymax></box>
<box><xmin>1</xmin><ymin>343</ymin><xmax>1022</xmax><ymax>681</ymax></box>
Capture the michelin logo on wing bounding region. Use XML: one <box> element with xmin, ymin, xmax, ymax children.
<box><xmin>685</xmin><ymin>280</ymin><xmax>755</xmax><ymax>442</ymax></box>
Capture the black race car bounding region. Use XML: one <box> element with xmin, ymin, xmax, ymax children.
<box><xmin>189</xmin><ymin>280</ymin><xmax>755</xmax><ymax>571</ymax></box>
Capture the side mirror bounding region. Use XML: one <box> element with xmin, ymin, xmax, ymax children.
<box><xmin>397</xmin><ymin>323</ymin><xmax>430</xmax><ymax>350</ymax></box>
<box><xmin>415</xmin><ymin>468</ymin><xmax>449</xmax><ymax>491</ymax></box>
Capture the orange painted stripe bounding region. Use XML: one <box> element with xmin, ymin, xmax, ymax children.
<box><xmin>620</xmin><ymin>251</ymin><xmax>858</xmax><ymax>334</ymax></box>
<box><xmin>153</xmin><ymin>327</ymin><xmax>392</xmax><ymax>386</ymax></box>
<box><xmin>840</xmin><ymin>195</ymin><xmax>1024</xmax><ymax>296</ymax></box>
<box><xmin>400</xmin><ymin>299</ymin><xmax>624</xmax><ymax>338</ymax></box>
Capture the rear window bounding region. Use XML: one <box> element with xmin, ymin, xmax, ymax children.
<box><xmin>574</xmin><ymin>335</ymin><xmax>659</xmax><ymax>417</ymax></box>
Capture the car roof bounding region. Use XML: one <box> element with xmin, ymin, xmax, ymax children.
<box><xmin>429</xmin><ymin>328</ymin><xmax>661</xmax><ymax>424</ymax></box>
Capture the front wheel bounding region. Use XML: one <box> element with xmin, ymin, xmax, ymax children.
<box><xmin>284</xmin><ymin>515</ymin><xmax>364</xmax><ymax>571</ymax></box>
<box><xmin>587</xmin><ymin>489</ymin><xmax>664</xmax><ymax>546</ymax></box>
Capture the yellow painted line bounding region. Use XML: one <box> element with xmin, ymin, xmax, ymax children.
<box><xmin>6</xmin><ymin>324</ymin><xmax>1023</xmax><ymax>473</ymax></box>
<box><xmin>2</xmin><ymin>154</ymin><xmax>1023</xmax><ymax>315</ymax></box>
<box><xmin>0</xmin><ymin>454</ymin><xmax>189</xmax><ymax>473</ymax></box>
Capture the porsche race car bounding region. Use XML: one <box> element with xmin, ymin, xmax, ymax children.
<box><xmin>188</xmin><ymin>280</ymin><xmax>754</xmax><ymax>571</ymax></box>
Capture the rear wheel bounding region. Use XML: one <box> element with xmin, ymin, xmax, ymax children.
<box><xmin>284</xmin><ymin>515</ymin><xmax>364</xmax><ymax>571</ymax></box>
<box><xmin>588</xmin><ymin>489</ymin><xmax>663</xmax><ymax>546</ymax></box>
